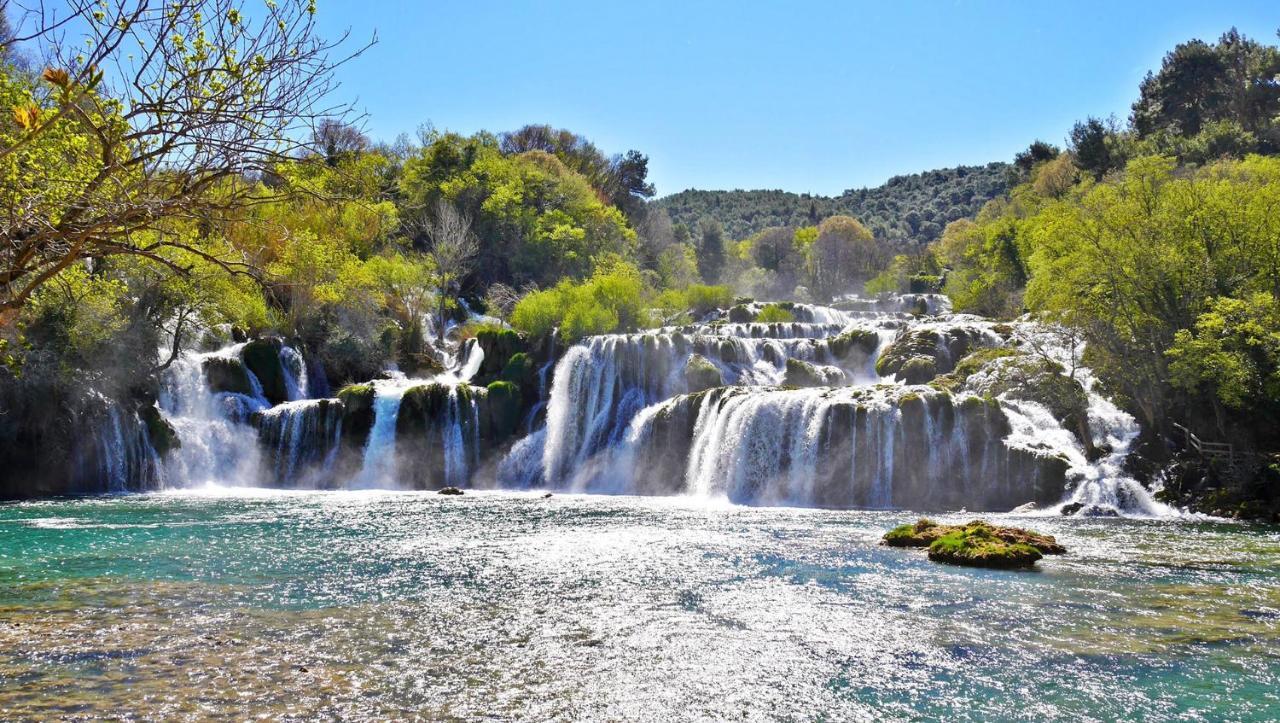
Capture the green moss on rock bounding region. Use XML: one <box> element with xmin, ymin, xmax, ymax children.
<box><xmin>883</xmin><ymin>519</ymin><xmax>1065</xmax><ymax>568</ymax></box>
<box><xmin>138</xmin><ymin>404</ymin><xmax>180</xmax><ymax>456</ymax></box>
<box><xmin>485</xmin><ymin>381</ymin><xmax>523</xmax><ymax>441</ymax></box>
<box><xmin>684</xmin><ymin>353</ymin><xmax>723</xmax><ymax>393</ymax></box>
<box><xmin>727</xmin><ymin>304</ymin><xmax>754</xmax><ymax>323</ymax></box>
<box><xmin>337</xmin><ymin>383</ymin><xmax>376</xmax><ymax>445</ymax></box>
<box><xmin>899</xmin><ymin>355</ymin><xmax>938</xmax><ymax>384</ymax></box>
<box><xmin>242</xmin><ymin>338</ymin><xmax>288</xmax><ymax>404</ymax></box>
<box><xmin>202</xmin><ymin>356</ymin><xmax>254</xmax><ymax>397</ymax></box>
<box><xmin>827</xmin><ymin>329</ymin><xmax>880</xmax><ymax>362</ymax></box>
<box><xmin>473</xmin><ymin>327</ymin><xmax>529</xmax><ymax>384</ymax></box>
<box><xmin>784</xmin><ymin>358</ymin><xmax>843</xmax><ymax>388</ymax></box>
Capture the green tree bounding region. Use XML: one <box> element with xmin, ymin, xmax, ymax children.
<box><xmin>696</xmin><ymin>217</ymin><xmax>725</xmax><ymax>284</ymax></box>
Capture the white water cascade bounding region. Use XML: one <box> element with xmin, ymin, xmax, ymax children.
<box><xmin>504</xmin><ymin>296</ymin><xmax>1175</xmax><ymax>516</ymax></box>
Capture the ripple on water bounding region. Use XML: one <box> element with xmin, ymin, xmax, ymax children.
<box><xmin>0</xmin><ymin>491</ymin><xmax>1277</xmax><ymax>720</ymax></box>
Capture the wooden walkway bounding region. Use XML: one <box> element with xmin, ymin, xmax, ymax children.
<box><xmin>1173</xmin><ymin>422</ymin><xmax>1254</xmax><ymax>486</ymax></box>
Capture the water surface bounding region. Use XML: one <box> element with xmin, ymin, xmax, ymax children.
<box><xmin>1</xmin><ymin>490</ymin><xmax>1277</xmax><ymax>720</ymax></box>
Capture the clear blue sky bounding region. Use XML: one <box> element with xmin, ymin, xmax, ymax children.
<box><xmin>316</xmin><ymin>1</ymin><xmax>1279</xmax><ymax>197</ymax></box>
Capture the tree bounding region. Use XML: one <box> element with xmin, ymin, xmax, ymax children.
<box><xmin>313</xmin><ymin>120</ymin><xmax>370</xmax><ymax>167</ymax></box>
<box><xmin>418</xmin><ymin>200</ymin><xmax>479</xmax><ymax>347</ymax></box>
<box><xmin>605</xmin><ymin>150</ymin><xmax>656</xmax><ymax>220</ymax></box>
<box><xmin>367</xmin><ymin>252</ymin><xmax>436</xmax><ymax>369</ymax></box>
<box><xmin>1167</xmin><ymin>293</ymin><xmax>1280</xmax><ymax>435</ymax></box>
<box><xmin>808</xmin><ymin>215</ymin><xmax>874</xmax><ymax>299</ymax></box>
<box><xmin>1013</xmin><ymin>141</ymin><xmax>1060</xmax><ymax>176</ymax></box>
<box><xmin>1069</xmin><ymin>117</ymin><xmax>1117</xmax><ymax>179</ymax></box>
<box><xmin>696</xmin><ymin>217</ymin><xmax>725</xmax><ymax>283</ymax></box>
<box><xmin>0</xmin><ymin>0</ymin><xmax>368</xmax><ymax>318</ymax></box>
<box><xmin>1132</xmin><ymin>29</ymin><xmax>1280</xmax><ymax>146</ymax></box>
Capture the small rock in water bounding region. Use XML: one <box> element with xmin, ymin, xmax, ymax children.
<box><xmin>438</xmin><ymin>487</ymin><xmax>464</xmax><ymax>496</ymax></box>
<box><xmin>882</xmin><ymin>518</ymin><xmax>1066</xmax><ymax>569</ymax></box>
<box><xmin>543</xmin><ymin>492</ymin><xmax>553</xmax><ymax>499</ymax></box>
<box><xmin>1060</xmin><ymin>502</ymin><xmax>1085</xmax><ymax>516</ymax></box>
<box><xmin>1009</xmin><ymin>502</ymin><xmax>1038</xmax><ymax>514</ymax></box>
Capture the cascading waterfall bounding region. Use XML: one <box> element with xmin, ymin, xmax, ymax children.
<box><xmin>80</xmin><ymin>403</ymin><xmax>164</xmax><ymax>493</ymax></box>
<box><xmin>158</xmin><ymin>344</ymin><xmax>268</xmax><ymax>487</ymax></box>
<box><xmin>505</xmin><ymin>297</ymin><xmax>1175</xmax><ymax>516</ymax></box>
<box><xmin>258</xmin><ymin>399</ymin><xmax>343</xmax><ymax>486</ymax></box>
<box><xmin>85</xmin><ymin>292</ymin><xmax>1177</xmax><ymax>515</ymax></box>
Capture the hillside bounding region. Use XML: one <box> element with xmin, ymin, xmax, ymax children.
<box><xmin>654</xmin><ymin>162</ymin><xmax>1010</xmax><ymax>242</ymax></box>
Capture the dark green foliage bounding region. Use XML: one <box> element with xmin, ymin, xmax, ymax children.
<box><xmin>1069</xmin><ymin>117</ymin><xmax>1118</xmax><ymax>179</ymax></box>
<box><xmin>696</xmin><ymin>216</ymin><xmax>725</xmax><ymax>283</ymax></box>
<box><xmin>1132</xmin><ymin>29</ymin><xmax>1280</xmax><ymax>148</ymax></box>
<box><xmin>241</xmin><ymin>338</ymin><xmax>287</xmax><ymax>405</ymax></box>
<box><xmin>1013</xmin><ymin>141</ymin><xmax>1060</xmax><ymax>176</ymax></box>
<box><xmin>654</xmin><ymin>163</ymin><xmax>1009</xmax><ymax>243</ymax></box>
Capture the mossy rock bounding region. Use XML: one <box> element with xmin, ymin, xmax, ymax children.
<box><xmin>499</xmin><ymin>348</ymin><xmax>540</xmax><ymax>394</ymax></box>
<box><xmin>202</xmin><ymin>356</ymin><xmax>254</xmax><ymax>397</ymax></box>
<box><xmin>784</xmin><ymin>358</ymin><xmax>843</xmax><ymax>388</ymax></box>
<box><xmin>242</xmin><ymin>338</ymin><xmax>288</xmax><ymax>405</ymax></box>
<box><xmin>727</xmin><ymin>304</ymin><xmax>754</xmax><ymax>323</ymax></box>
<box><xmin>960</xmin><ymin>352</ymin><xmax>1091</xmax><ymax>448</ymax></box>
<box><xmin>883</xmin><ymin>518</ymin><xmax>946</xmax><ymax>547</ymax></box>
<box><xmin>684</xmin><ymin>353</ymin><xmax>723</xmax><ymax>393</ymax></box>
<box><xmin>899</xmin><ymin>355</ymin><xmax>938</xmax><ymax>384</ymax></box>
<box><xmin>485</xmin><ymin>381</ymin><xmax>523</xmax><ymax>441</ymax></box>
<box><xmin>876</xmin><ymin>327</ymin><xmax>991</xmax><ymax>380</ymax></box>
<box><xmin>337</xmin><ymin>383</ymin><xmax>376</xmax><ymax>445</ymax></box>
<box><xmin>474</xmin><ymin>327</ymin><xmax>528</xmax><ymax>383</ymax></box>
<box><xmin>397</xmin><ymin>383</ymin><xmax>455</xmax><ymax>436</ymax></box>
<box><xmin>884</xmin><ymin>519</ymin><xmax>1065</xmax><ymax>567</ymax></box>
<box><xmin>826</xmin><ymin>329</ymin><xmax>880</xmax><ymax>362</ymax></box>
<box><xmin>928</xmin><ymin>526</ymin><xmax>1042</xmax><ymax>569</ymax></box>
<box><xmin>138</xmin><ymin>404</ymin><xmax>180</xmax><ymax>456</ymax></box>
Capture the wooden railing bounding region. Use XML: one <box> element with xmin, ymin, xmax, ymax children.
<box><xmin>1172</xmin><ymin>422</ymin><xmax>1236</xmax><ymax>462</ymax></box>
<box><xmin>1172</xmin><ymin>422</ymin><xmax>1258</xmax><ymax>488</ymax></box>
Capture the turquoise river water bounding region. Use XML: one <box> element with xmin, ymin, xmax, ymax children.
<box><xmin>0</xmin><ymin>490</ymin><xmax>1278</xmax><ymax>720</ymax></box>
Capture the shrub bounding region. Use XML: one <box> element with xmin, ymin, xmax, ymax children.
<box><xmin>755</xmin><ymin>303</ymin><xmax>795</xmax><ymax>323</ymax></box>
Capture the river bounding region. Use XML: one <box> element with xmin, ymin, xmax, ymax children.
<box><xmin>1</xmin><ymin>489</ymin><xmax>1276</xmax><ymax>720</ymax></box>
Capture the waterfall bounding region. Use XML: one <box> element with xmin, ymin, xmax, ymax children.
<box><xmin>505</xmin><ymin>296</ymin><xmax>1173</xmax><ymax>516</ymax></box>
<box><xmin>352</xmin><ymin>379</ymin><xmax>413</xmax><ymax>488</ymax></box>
<box><xmin>157</xmin><ymin>343</ymin><xmax>267</xmax><ymax>487</ymax></box>
<box><xmin>280</xmin><ymin>345</ymin><xmax>310</xmax><ymax>401</ymax></box>
<box><xmin>258</xmin><ymin>399</ymin><xmax>343</xmax><ymax>486</ymax></box>
<box><xmin>81</xmin><ymin>404</ymin><xmax>163</xmax><ymax>493</ymax></box>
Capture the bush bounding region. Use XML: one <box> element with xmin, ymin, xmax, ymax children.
<box><xmin>754</xmin><ymin>303</ymin><xmax>795</xmax><ymax>323</ymax></box>
<box><xmin>510</xmin><ymin>262</ymin><xmax>654</xmax><ymax>343</ymax></box>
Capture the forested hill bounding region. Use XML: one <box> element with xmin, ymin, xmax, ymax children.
<box><xmin>653</xmin><ymin>162</ymin><xmax>1010</xmax><ymax>242</ymax></box>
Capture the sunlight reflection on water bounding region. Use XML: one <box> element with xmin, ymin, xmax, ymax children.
<box><xmin>0</xmin><ymin>490</ymin><xmax>1277</xmax><ymax>720</ymax></box>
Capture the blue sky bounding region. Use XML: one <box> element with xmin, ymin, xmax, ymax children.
<box><xmin>317</xmin><ymin>1</ymin><xmax>1278</xmax><ymax>197</ymax></box>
